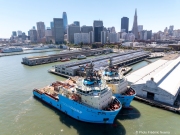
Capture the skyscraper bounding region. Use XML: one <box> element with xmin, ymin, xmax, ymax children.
<box><xmin>81</xmin><ymin>26</ymin><xmax>93</xmax><ymax>33</ymax></box>
<box><xmin>121</xmin><ymin>17</ymin><xmax>129</xmax><ymax>33</ymax></box>
<box><xmin>73</xmin><ymin>21</ymin><xmax>80</xmax><ymax>27</ymax></box>
<box><xmin>12</xmin><ymin>31</ymin><xmax>17</xmax><ymax>37</ymax></box>
<box><xmin>50</xmin><ymin>22</ymin><xmax>54</xmax><ymax>29</ymax></box>
<box><xmin>53</xmin><ymin>18</ymin><xmax>64</xmax><ymax>44</ymax></box>
<box><xmin>36</xmin><ymin>22</ymin><xmax>45</xmax><ymax>40</ymax></box>
<box><xmin>101</xmin><ymin>31</ymin><xmax>106</xmax><ymax>44</ymax></box>
<box><xmin>29</xmin><ymin>29</ymin><xmax>37</xmax><ymax>42</ymax></box>
<box><xmin>62</xmin><ymin>12</ymin><xmax>68</xmax><ymax>34</ymax></box>
<box><xmin>93</xmin><ymin>20</ymin><xmax>103</xmax><ymax>42</ymax></box>
<box><xmin>138</xmin><ymin>25</ymin><xmax>143</xmax><ymax>32</ymax></box>
<box><xmin>67</xmin><ymin>24</ymin><xmax>80</xmax><ymax>43</ymax></box>
<box><xmin>132</xmin><ymin>9</ymin><xmax>138</xmax><ymax>39</ymax></box>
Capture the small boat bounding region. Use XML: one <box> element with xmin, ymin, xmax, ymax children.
<box><xmin>77</xmin><ymin>55</ymin><xmax>86</xmax><ymax>60</ymax></box>
<box><xmin>60</xmin><ymin>58</ymin><xmax>70</xmax><ymax>62</ymax></box>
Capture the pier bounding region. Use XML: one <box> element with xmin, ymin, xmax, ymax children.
<box><xmin>21</xmin><ymin>48</ymin><xmax>112</xmax><ymax>66</ymax></box>
<box><xmin>50</xmin><ymin>50</ymin><xmax>150</xmax><ymax>76</ymax></box>
<box><xmin>134</xmin><ymin>96</ymin><xmax>180</xmax><ymax>114</ymax></box>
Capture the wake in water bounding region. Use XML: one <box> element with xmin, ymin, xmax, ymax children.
<box><xmin>15</xmin><ymin>96</ymin><xmax>33</xmax><ymax>122</ymax></box>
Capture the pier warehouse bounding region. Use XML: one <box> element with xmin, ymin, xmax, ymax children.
<box><xmin>54</xmin><ymin>50</ymin><xmax>149</xmax><ymax>76</ymax></box>
<box><xmin>126</xmin><ymin>54</ymin><xmax>180</xmax><ymax>105</ymax></box>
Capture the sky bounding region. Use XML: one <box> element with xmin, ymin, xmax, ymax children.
<box><xmin>0</xmin><ymin>0</ymin><xmax>180</xmax><ymax>38</ymax></box>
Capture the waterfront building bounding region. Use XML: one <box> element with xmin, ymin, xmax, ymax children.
<box><xmin>138</xmin><ymin>25</ymin><xmax>143</xmax><ymax>32</ymax></box>
<box><xmin>73</xmin><ymin>21</ymin><xmax>80</xmax><ymax>27</ymax></box>
<box><xmin>127</xmin><ymin>56</ymin><xmax>180</xmax><ymax>105</ymax></box>
<box><xmin>74</xmin><ymin>33</ymin><xmax>89</xmax><ymax>44</ymax></box>
<box><xmin>62</xmin><ymin>12</ymin><xmax>68</xmax><ymax>34</ymax></box>
<box><xmin>12</xmin><ymin>31</ymin><xmax>17</xmax><ymax>37</ymax></box>
<box><xmin>132</xmin><ymin>9</ymin><xmax>139</xmax><ymax>39</ymax></box>
<box><xmin>121</xmin><ymin>17</ymin><xmax>129</xmax><ymax>33</ymax></box>
<box><xmin>101</xmin><ymin>31</ymin><xmax>106</xmax><ymax>44</ymax></box>
<box><xmin>67</xmin><ymin>24</ymin><xmax>80</xmax><ymax>43</ymax></box>
<box><xmin>81</xmin><ymin>26</ymin><xmax>93</xmax><ymax>33</ymax></box>
<box><xmin>53</xmin><ymin>18</ymin><xmax>64</xmax><ymax>44</ymax></box>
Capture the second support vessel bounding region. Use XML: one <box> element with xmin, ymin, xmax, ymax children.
<box><xmin>100</xmin><ymin>58</ymin><xmax>136</xmax><ymax>107</ymax></box>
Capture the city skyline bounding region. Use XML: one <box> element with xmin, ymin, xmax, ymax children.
<box><xmin>1</xmin><ymin>0</ymin><xmax>180</xmax><ymax>38</ymax></box>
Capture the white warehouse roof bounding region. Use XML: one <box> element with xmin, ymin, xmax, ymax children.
<box><xmin>127</xmin><ymin>55</ymin><xmax>180</xmax><ymax>96</ymax></box>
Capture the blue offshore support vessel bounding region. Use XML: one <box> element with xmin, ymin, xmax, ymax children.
<box><xmin>33</xmin><ymin>62</ymin><xmax>122</xmax><ymax>124</ymax></box>
<box><xmin>100</xmin><ymin>58</ymin><xmax>136</xmax><ymax>107</ymax></box>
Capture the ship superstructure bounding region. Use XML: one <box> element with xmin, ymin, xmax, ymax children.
<box><xmin>33</xmin><ymin>61</ymin><xmax>121</xmax><ymax>124</ymax></box>
<box><xmin>100</xmin><ymin>58</ymin><xmax>136</xmax><ymax>107</ymax></box>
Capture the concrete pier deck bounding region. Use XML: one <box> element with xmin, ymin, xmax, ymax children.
<box><xmin>49</xmin><ymin>50</ymin><xmax>150</xmax><ymax>77</ymax></box>
<box><xmin>22</xmin><ymin>48</ymin><xmax>112</xmax><ymax>66</ymax></box>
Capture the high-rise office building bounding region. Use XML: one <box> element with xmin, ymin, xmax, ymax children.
<box><xmin>93</xmin><ymin>20</ymin><xmax>103</xmax><ymax>42</ymax></box>
<box><xmin>29</xmin><ymin>29</ymin><xmax>37</xmax><ymax>42</ymax></box>
<box><xmin>89</xmin><ymin>31</ymin><xmax>94</xmax><ymax>44</ymax></box>
<box><xmin>50</xmin><ymin>22</ymin><xmax>54</xmax><ymax>29</ymax></box>
<box><xmin>147</xmin><ymin>30</ymin><xmax>152</xmax><ymax>40</ymax></box>
<box><xmin>93</xmin><ymin>20</ymin><xmax>103</xmax><ymax>28</ymax></box>
<box><xmin>74</xmin><ymin>33</ymin><xmax>89</xmax><ymax>44</ymax></box>
<box><xmin>109</xmin><ymin>27</ymin><xmax>116</xmax><ymax>33</ymax></box>
<box><xmin>45</xmin><ymin>28</ymin><xmax>53</xmax><ymax>43</ymax></box>
<box><xmin>121</xmin><ymin>17</ymin><xmax>129</xmax><ymax>33</ymax></box>
<box><xmin>94</xmin><ymin>27</ymin><xmax>103</xmax><ymax>42</ymax></box>
<box><xmin>53</xmin><ymin>18</ymin><xmax>64</xmax><ymax>44</ymax></box>
<box><xmin>108</xmin><ymin>32</ymin><xmax>119</xmax><ymax>43</ymax></box>
<box><xmin>12</xmin><ymin>31</ymin><xmax>17</xmax><ymax>37</ymax></box>
<box><xmin>67</xmin><ymin>24</ymin><xmax>80</xmax><ymax>43</ymax></box>
<box><xmin>22</xmin><ymin>32</ymin><xmax>26</xmax><ymax>40</ymax></box>
<box><xmin>101</xmin><ymin>31</ymin><xmax>106</xmax><ymax>44</ymax></box>
<box><xmin>62</xmin><ymin>12</ymin><xmax>68</xmax><ymax>34</ymax></box>
<box><xmin>73</xmin><ymin>21</ymin><xmax>80</xmax><ymax>27</ymax></box>
<box><xmin>132</xmin><ymin>9</ymin><xmax>138</xmax><ymax>39</ymax></box>
<box><xmin>169</xmin><ymin>25</ymin><xmax>174</xmax><ymax>35</ymax></box>
<box><xmin>138</xmin><ymin>25</ymin><xmax>143</xmax><ymax>32</ymax></box>
<box><xmin>36</xmin><ymin>22</ymin><xmax>45</xmax><ymax>40</ymax></box>
<box><xmin>17</xmin><ymin>31</ymin><xmax>22</xmax><ymax>36</ymax></box>
<box><xmin>81</xmin><ymin>26</ymin><xmax>93</xmax><ymax>33</ymax></box>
